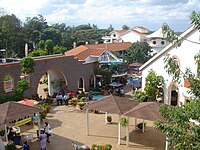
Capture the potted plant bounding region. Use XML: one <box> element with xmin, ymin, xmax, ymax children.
<box><xmin>107</xmin><ymin>116</ymin><xmax>112</xmax><ymax>123</ymax></box>
<box><xmin>120</xmin><ymin>117</ymin><xmax>127</xmax><ymax>127</ymax></box>
<box><xmin>77</xmin><ymin>102</ymin><xmax>85</xmax><ymax>110</ymax></box>
<box><xmin>137</xmin><ymin>122</ymin><xmax>146</xmax><ymax>130</ymax></box>
<box><xmin>106</xmin><ymin>144</ymin><xmax>112</xmax><ymax>150</ymax></box>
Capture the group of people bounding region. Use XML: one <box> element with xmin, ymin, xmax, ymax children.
<box><xmin>115</xmin><ymin>88</ymin><xmax>124</xmax><ymax>97</ymax></box>
<box><xmin>56</xmin><ymin>90</ymin><xmax>75</xmax><ymax>106</ymax></box>
<box><xmin>22</xmin><ymin>121</ymin><xmax>51</xmax><ymax>150</ymax></box>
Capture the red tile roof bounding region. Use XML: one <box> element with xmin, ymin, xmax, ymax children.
<box><xmin>111</xmin><ymin>30</ymin><xmax>128</xmax><ymax>35</ymax></box>
<box><xmin>65</xmin><ymin>42</ymin><xmax>132</xmax><ymax>60</ymax></box>
<box><xmin>133</xmin><ymin>26</ymin><xmax>149</xmax><ymax>30</ymax></box>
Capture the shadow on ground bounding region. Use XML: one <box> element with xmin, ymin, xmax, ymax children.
<box><xmin>28</xmin><ymin>133</ymin><xmax>85</xmax><ymax>150</ymax></box>
<box><xmin>121</xmin><ymin>126</ymin><xmax>165</xmax><ymax>150</ymax></box>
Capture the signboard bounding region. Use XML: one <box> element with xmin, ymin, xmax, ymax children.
<box><xmin>4</xmin><ymin>80</ymin><xmax>14</xmax><ymax>93</ymax></box>
<box><xmin>15</xmin><ymin>117</ymin><xmax>32</xmax><ymax>127</ymax></box>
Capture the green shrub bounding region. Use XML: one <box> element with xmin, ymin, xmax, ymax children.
<box><xmin>77</xmin><ymin>102</ymin><xmax>85</xmax><ymax>107</ymax></box>
<box><xmin>120</xmin><ymin>117</ymin><xmax>127</xmax><ymax>127</ymax></box>
<box><xmin>78</xmin><ymin>92</ymin><xmax>87</xmax><ymax>99</ymax></box>
<box><xmin>91</xmin><ymin>144</ymin><xmax>112</xmax><ymax>150</ymax></box>
<box><xmin>132</xmin><ymin>91</ymin><xmax>147</xmax><ymax>102</ymax></box>
<box><xmin>106</xmin><ymin>144</ymin><xmax>112</xmax><ymax>150</ymax></box>
<box><xmin>0</xmin><ymin>93</ymin><xmax>22</xmax><ymax>104</ymax></box>
<box><xmin>6</xmin><ymin>142</ymin><xmax>16</xmax><ymax>150</ymax></box>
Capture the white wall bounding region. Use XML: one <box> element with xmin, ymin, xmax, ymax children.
<box><xmin>121</xmin><ymin>32</ymin><xmax>141</xmax><ymax>43</ymax></box>
<box><xmin>141</xmin><ymin>28</ymin><xmax>199</xmax><ymax>104</ymax></box>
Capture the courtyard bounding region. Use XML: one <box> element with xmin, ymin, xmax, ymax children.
<box><xmin>20</xmin><ymin>105</ymin><xmax>166</xmax><ymax>150</ymax></box>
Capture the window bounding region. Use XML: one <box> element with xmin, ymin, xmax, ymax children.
<box><xmin>113</xmin><ymin>34</ymin><xmax>116</xmax><ymax>37</ymax></box>
<box><xmin>161</xmin><ymin>41</ymin><xmax>165</xmax><ymax>45</ymax></box>
<box><xmin>152</xmin><ymin>41</ymin><xmax>156</xmax><ymax>44</ymax></box>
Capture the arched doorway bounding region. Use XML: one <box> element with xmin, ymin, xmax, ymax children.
<box><xmin>89</xmin><ymin>75</ymin><xmax>95</xmax><ymax>89</ymax></box>
<box><xmin>168</xmin><ymin>83</ymin><xmax>179</xmax><ymax>106</ymax></box>
<box><xmin>78</xmin><ymin>77</ymin><xmax>85</xmax><ymax>92</ymax></box>
<box><xmin>37</xmin><ymin>69</ymin><xmax>67</xmax><ymax>98</ymax></box>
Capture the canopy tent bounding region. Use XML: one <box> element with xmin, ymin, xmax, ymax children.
<box><xmin>0</xmin><ymin>101</ymin><xmax>42</xmax><ymax>143</ymax></box>
<box><xmin>98</xmin><ymin>50</ymin><xmax>122</xmax><ymax>65</ymax></box>
<box><xmin>124</xmin><ymin>102</ymin><xmax>165</xmax><ymax>147</ymax></box>
<box><xmin>84</xmin><ymin>95</ymin><xmax>138</xmax><ymax>144</ymax></box>
<box><xmin>17</xmin><ymin>99</ymin><xmax>39</xmax><ymax>106</ymax></box>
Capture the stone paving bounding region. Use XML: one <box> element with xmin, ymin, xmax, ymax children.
<box><xmin>19</xmin><ymin>105</ymin><xmax>166</xmax><ymax>150</ymax></box>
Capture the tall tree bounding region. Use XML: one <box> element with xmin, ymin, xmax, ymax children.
<box><xmin>23</xmin><ymin>14</ymin><xmax>47</xmax><ymax>49</ymax></box>
<box><xmin>155</xmin><ymin>11</ymin><xmax>200</xmax><ymax>149</ymax></box>
<box><xmin>0</xmin><ymin>14</ymin><xmax>24</xmax><ymax>57</ymax></box>
<box><xmin>122</xmin><ymin>25</ymin><xmax>130</xmax><ymax>30</ymax></box>
<box><xmin>124</xmin><ymin>41</ymin><xmax>152</xmax><ymax>64</ymax></box>
<box><xmin>45</xmin><ymin>39</ymin><xmax>54</xmax><ymax>55</ymax></box>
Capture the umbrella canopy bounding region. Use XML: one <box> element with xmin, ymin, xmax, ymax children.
<box><xmin>0</xmin><ymin>101</ymin><xmax>42</xmax><ymax>125</ymax></box>
<box><xmin>109</xmin><ymin>82</ymin><xmax>123</xmax><ymax>87</ymax></box>
<box><xmin>84</xmin><ymin>95</ymin><xmax>139</xmax><ymax>115</ymax></box>
<box><xmin>124</xmin><ymin>102</ymin><xmax>164</xmax><ymax>121</ymax></box>
<box><xmin>17</xmin><ymin>99</ymin><xmax>39</xmax><ymax>106</ymax></box>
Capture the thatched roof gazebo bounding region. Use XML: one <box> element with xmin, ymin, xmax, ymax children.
<box><xmin>124</xmin><ymin>102</ymin><xmax>165</xmax><ymax>146</ymax></box>
<box><xmin>84</xmin><ymin>95</ymin><xmax>138</xmax><ymax>144</ymax></box>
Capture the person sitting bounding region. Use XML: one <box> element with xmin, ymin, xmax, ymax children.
<box><xmin>69</xmin><ymin>91</ymin><xmax>75</xmax><ymax>100</ymax></box>
<box><xmin>120</xmin><ymin>88</ymin><xmax>124</xmax><ymax>97</ymax></box>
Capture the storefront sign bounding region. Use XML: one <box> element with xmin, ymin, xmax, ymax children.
<box><xmin>15</xmin><ymin>117</ymin><xmax>32</xmax><ymax>127</ymax></box>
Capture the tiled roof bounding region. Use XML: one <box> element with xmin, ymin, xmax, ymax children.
<box><xmin>65</xmin><ymin>42</ymin><xmax>132</xmax><ymax>60</ymax></box>
<box><xmin>111</xmin><ymin>30</ymin><xmax>128</xmax><ymax>35</ymax></box>
<box><xmin>133</xmin><ymin>26</ymin><xmax>149</xmax><ymax>30</ymax></box>
<box><xmin>84</xmin><ymin>95</ymin><xmax>139</xmax><ymax>115</ymax></box>
<box><xmin>131</xmin><ymin>29</ymin><xmax>148</xmax><ymax>35</ymax></box>
<box><xmin>0</xmin><ymin>101</ymin><xmax>42</xmax><ymax>124</ymax></box>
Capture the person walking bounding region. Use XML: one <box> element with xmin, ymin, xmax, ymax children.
<box><xmin>22</xmin><ymin>141</ymin><xmax>30</xmax><ymax>150</ymax></box>
<box><xmin>44</xmin><ymin>121</ymin><xmax>51</xmax><ymax>143</ymax></box>
<box><xmin>39</xmin><ymin>130</ymin><xmax>47</xmax><ymax>150</ymax></box>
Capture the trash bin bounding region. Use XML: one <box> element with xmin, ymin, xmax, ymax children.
<box><xmin>13</xmin><ymin>136</ymin><xmax>21</xmax><ymax>145</ymax></box>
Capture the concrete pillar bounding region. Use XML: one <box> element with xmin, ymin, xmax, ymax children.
<box><xmin>86</xmin><ymin>109</ymin><xmax>89</xmax><ymax>136</ymax></box>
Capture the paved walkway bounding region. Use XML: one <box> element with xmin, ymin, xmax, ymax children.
<box><xmin>18</xmin><ymin>105</ymin><xmax>166</xmax><ymax>150</ymax></box>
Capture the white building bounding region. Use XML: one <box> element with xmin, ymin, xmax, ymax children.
<box><xmin>140</xmin><ymin>26</ymin><xmax>199</xmax><ymax>105</ymax></box>
<box><xmin>146</xmin><ymin>28</ymin><xmax>168</xmax><ymax>54</ymax></box>
<box><xmin>102</xmin><ymin>26</ymin><xmax>149</xmax><ymax>43</ymax></box>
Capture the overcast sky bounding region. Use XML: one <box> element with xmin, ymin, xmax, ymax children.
<box><xmin>0</xmin><ymin>0</ymin><xmax>200</xmax><ymax>31</ymax></box>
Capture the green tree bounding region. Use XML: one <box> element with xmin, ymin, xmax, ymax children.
<box><xmin>124</xmin><ymin>41</ymin><xmax>152</xmax><ymax>64</ymax></box>
<box><xmin>15</xmin><ymin>80</ymin><xmax>30</xmax><ymax>98</ymax></box>
<box><xmin>37</xmin><ymin>40</ymin><xmax>45</xmax><ymax>49</ymax></box>
<box><xmin>0</xmin><ymin>14</ymin><xmax>24</xmax><ymax>57</ymax></box>
<box><xmin>122</xmin><ymin>25</ymin><xmax>130</xmax><ymax>30</ymax></box>
<box><xmin>45</xmin><ymin>39</ymin><xmax>54</xmax><ymax>55</ymax></box>
<box><xmin>155</xmin><ymin>11</ymin><xmax>200</xmax><ymax>149</ymax></box>
<box><xmin>23</xmin><ymin>14</ymin><xmax>47</xmax><ymax>49</ymax></box>
<box><xmin>53</xmin><ymin>45</ymin><xmax>67</xmax><ymax>54</ymax></box>
<box><xmin>144</xmin><ymin>69</ymin><xmax>164</xmax><ymax>101</ymax></box>
<box><xmin>20</xmin><ymin>57</ymin><xmax>35</xmax><ymax>74</ymax></box>
<box><xmin>28</xmin><ymin>49</ymin><xmax>47</xmax><ymax>57</ymax></box>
